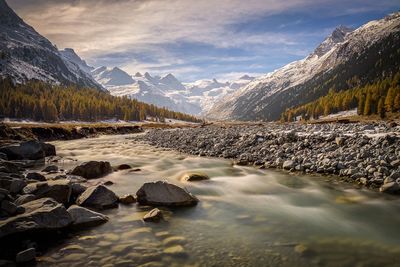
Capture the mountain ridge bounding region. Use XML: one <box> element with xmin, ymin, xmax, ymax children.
<box><xmin>208</xmin><ymin>12</ymin><xmax>400</xmax><ymax>121</ymax></box>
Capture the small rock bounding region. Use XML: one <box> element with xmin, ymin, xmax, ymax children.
<box><xmin>116</xmin><ymin>164</ymin><xmax>132</xmax><ymax>170</ymax></box>
<box><xmin>1</xmin><ymin>200</ymin><xmax>18</xmax><ymax>215</ymax></box>
<box><xmin>16</xmin><ymin>248</ymin><xmax>36</xmax><ymax>263</ymax></box>
<box><xmin>14</xmin><ymin>194</ymin><xmax>36</xmax><ymax>205</ymax></box>
<box><xmin>119</xmin><ymin>194</ymin><xmax>136</xmax><ymax>204</ymax></box>
<box><xmin>335</xmin><ymin>137</ymin><xmax>344</xmax><ymax>146</ymax></box>
<box><xmin>69</xmin><ymin>161</ymin><xmax>112</xmax><ymax>179</ymax></box>
<box><xmin>379</xmin><ymin>182</ymin><xmax>400</xmax><ymax>194</ymax></box>
<box><xmin>103</xmin><ymin>181</ymin><xmax>114</xmax><ymax>186</ymax></box>
<box><xmin>26</xmin><ymin>172</ymin><xmax>46</xmax><ymax>181</ymax></box>
<box><xmin>143</xmin><ymin>208</ymin><xmax>163</xmax><ymax>222</ymax></box>
<box><xmin>163</xmin><ymin>245</ymin><xmax>185</xmax><ymax>256</ymax></box>
<box><xmin>181</xmin><ymin>172</ymin><xmax>210</xmax><ymax>182</ymax></box>
<box><xmin>0</xmin><ymin>152</ymin><xmax>7</xmax><ymax>160</ymax></box>
<box><xmin>294</xmin><ymin>244</ymin><xmax>312</xmax><ymax>257</ymax></box>
<box><xmin>41</xmin><ymin>165</ymin><xmax>58</xmax><ymax>173</ymax></box>
<box><xmin>282</xmin><ymin>160</ymin><xmax>295</xmax><ymax>170</ymax></box>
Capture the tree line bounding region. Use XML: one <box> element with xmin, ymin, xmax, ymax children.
<box><xmin>281</xmin><ymin>71</ymin><xmax>400</xmax><ymax>121</ymax></box>
<box><xmin>0</xmin><ymin>79</ymin><xmax>202</xmax><ymax>123</ymax></box>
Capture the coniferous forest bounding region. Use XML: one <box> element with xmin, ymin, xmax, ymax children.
<box><xmin>281</xmin><ymin>71</ymin><xmax>400</xmax><ymax>121</ymax></box>
<box><xmin>0</xmin><ymin>79</ymin><xmax>202</xmax><ymax>123</ymax></box>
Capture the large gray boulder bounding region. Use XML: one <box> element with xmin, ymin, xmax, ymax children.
<box><xmin>69</xmin><ymin>161</ymin><xmax>112</xmax><ymax>179</ymax></box>
<box><xmin>0</xmin><ymin>198</ymin><xmax>72</xmax><ymax>238</ymax></box>
<box><xmin>23</xmin><ymin>180</ymin><xmax>71</xmax><ymax>205</ymax></box>
<box><xmin>136</xmin><ymin>181</ymin><xmax>198</xmax><ymax>207</ymax></box>
<box><xmin>67</xmin><ymin>205</ymin><xmax>108</xmax><ymax>228</ymax></box>
<box><xmin>0</xmin><ymin>141</ymin><xmax>55</xmax><ymax>160</ymax></box>
<box><xmin>76</xmin><ymin>185</ymin><xmax>118</xmax><ymax>209</ymax></box>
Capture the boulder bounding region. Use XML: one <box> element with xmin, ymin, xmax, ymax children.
<box><xmin>119</xmin><ymin>194</ymin><xmax>136</xmax><ymax>204</ymax></box>
<box><xmin>0</xmin><ymin>198</ymin><xmax>72</xmax><ymax>238</ymax></box>
<box><xmin>26</xmin><ymin>172</ymin><xmax>46</xmax><ymax>182</ymax></box>
<box><xmin>0</xmin><ymin>160</ymin><xmax>23</xmax><ymax>174</ymax></box>
<box><xmin>136</xmin><ymin>181</ymin><xmax>198</xmax><ymax>207</ymax></box>
<box><xmin>1</xmin><ymin>200</ymin><xmax>23</xmax><ymax>216</ymax></box>
<box><xmin>16</xmin><ymin>248</ymin><xmax>36</xmax><ymax>263</ymax></box>
<box><xmin>0</xmin><ymin>141</ymin><xmax>55</xmax><ymax>160</ymax></box>
<box><xmin>181</xmin><ymin>172</ymin><xmax>210</xmax><ymax>182</ymax></box>
<box><xmin>143</xmin><ymin>208</ymin><xmax>163</xmax><ymax>222</ymax></box>
<box><xmin>14</xmin><ymin>194</ymin><xmax>36</xmax><ymax>206</ymax></box>
<box><xmin>69</xmin><ymin>161</ymin><xmax>112</xmax><ymax>179</ymax></box>
<box><xmin>76</xmin><ymin>185</ymin><xmax>118</xmax><ymax>209</ymax></box>
<box><xmin>23</xmin><ymin>180</ymin><xmax>71</xmax><ymax>205</ymax></box>
<box><xmin>67</xmin><ymin>205</ymin><xmax>109</xmax><ymax>228</ymax></box>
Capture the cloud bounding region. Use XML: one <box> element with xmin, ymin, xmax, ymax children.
<box><xmin>6</xmin><ymin>0</ymin><xmax>400</xmax><ymax>81</ymax></box>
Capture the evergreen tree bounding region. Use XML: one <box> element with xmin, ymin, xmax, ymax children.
<box><xmin>358</xmin><ymin>94</ymin><xmax>365</xmax><ymax>115</ymax></box>
<box><xmin>378</xmin><ymin>97</ymin><xmax>385</xmax><ymax>119</ymax></box>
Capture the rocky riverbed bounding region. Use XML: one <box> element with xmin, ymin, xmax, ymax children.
<box><xmin>134</xmin><ymin>122</ymin><xmax>400</xmax><ymax>195</ymax></box>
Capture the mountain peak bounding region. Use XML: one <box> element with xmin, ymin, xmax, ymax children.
<box><xmin>239</xmin><ymin>75</ymin><xmax>254</xmax><ymax>80</ymax></box>
<box><xmin>312</xmin><ymin>25</ymin><xmax>353</xmax><ymax>57</ymax></box>
<box><xmin>134</xmin><ymin>72</ymin><xmax>142</xmax><ymax>77</ymax></box>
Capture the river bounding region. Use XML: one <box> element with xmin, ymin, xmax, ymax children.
<box><xmin>37</xmin><ymin>134</ymin><xmax>400</xmax><ymax>267</ymax></box>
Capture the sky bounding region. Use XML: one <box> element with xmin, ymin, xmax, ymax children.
<box><xmin>7</xmin><ymin>0</ymin><xmax>400</xmax><ymax>82</ymax></box>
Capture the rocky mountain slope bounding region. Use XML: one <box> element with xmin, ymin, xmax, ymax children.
<box><xmin>208</xmin><ymin>12</ymin><xmax>400</xmax><ymax>121</ymax></box>
<box><xmin>0</xmin><ymin>0</ymin><xmax>102</xmax><ymax>90</ymax></box>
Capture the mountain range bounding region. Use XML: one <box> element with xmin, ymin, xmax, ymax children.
<box><xmin>208</xmin><ymin>12</ymin><xmax>400</xmax><ymax>120</ymax></box>
<box><xmin>1</xmin><ymin>0</ymin><xmax>399</xmax><ymax>121</ymax></box>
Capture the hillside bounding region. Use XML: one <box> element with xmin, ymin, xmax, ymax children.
<box><xmin>208</xmin><ymin>12</ymin><xmax>400</xmax><ymax>121</ymax></box>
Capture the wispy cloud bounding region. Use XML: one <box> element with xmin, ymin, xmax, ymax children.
<box><xmin>7</xmin><ymin>0</ymin><xmax>400</xmax><ymax>81</ymax></box>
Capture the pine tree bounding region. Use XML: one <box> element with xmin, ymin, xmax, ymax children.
<box><xmin>363</xmin><ymin>93</ymin><xmax>372</xmax><ymax>116</ymax></box>
<box><xmin>358</xmin><ymin>94</ymin><xmax>365</xmax><ymax>115</ymax></box>
<box><xmin>378</xmin><ymin>97</ymin><xmax>385</xmax><ymax>119</ymax></box>
<box><xmin>394</xmin><ymin>93</ymin><xmax>400</xmax><ymax>111</ymax></box>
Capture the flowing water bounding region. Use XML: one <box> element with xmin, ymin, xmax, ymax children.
<box><xmin>37</xmin><ymin>134</ymin><xmax>400</xmax><ymax>267</ymax></box>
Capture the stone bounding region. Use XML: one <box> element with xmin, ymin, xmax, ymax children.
<box><xmin>14</xmin><ymin>194</ymin><xmax>36</xmax><ymax>206</ymax></box>
<box><xmin>1</xmin><ymin>200</ymin><xmax>19</xmax><ymax>215</ymax></box>
<box><xmin>0</xmin><ymin>198</ymin><xmax>72</xmax><ymax>238</ymax></box>
<box><xmin>294</xmin><ymin>244</ymin><xmax>312</xmax><ymax>257</ymax></box>
<box><xmin>282</xmin><ymin>160</ymin><xmax>295</xmax><ymax>170</ymax></box>
<box><xmin>390</xmin><ymin>160</ymin><xmax>400</xmax><ymax>168</ymax></box>
<box><xmin>41</xmin><ymin>165</ymin><xmax>58</xmax><ymax>173</ymax></box>
<box><xmin>26</xmin><ymin>172</ymin><xmax>46</xmax><ymax>181</ymax></box>
<box><xmin>69</xmin><ymin>161</ymin><xmax>112</xmax><ymax>179</ymax></box>
<box><xmin>116</xmin><ymin>164</ymin><xmax>132</xmax><ymax>170</ymax></box>
<box><xmin>163</xmin><ymin>245</ymin><xmax>185</xmax><ymax>256</ymax></box>
<box><xmin>0</xmin><ymin>141</ymin><xmax>55</xmax><ymax>160</ymax></box>
<box><xmin>103</xmin><ymin>181</ymin><xmax>114</xmax><ymax>186</ymax></box>
<box><xmin>0</xmin><ymin>178</ymin><xmax>27</xmax><ymax>194</ymax></box>
<box><xmin>67</xmin><ymin>205</ymin><xmax>109</xmax><ymax>228</ymax></box>
<box><xmin>0</xmin><ymin>152</ymin><xmax>7</xmax><ymax>160</ymax></box>
<box><xmin>379</xmin><ymin>182</ymin><xmax>400</xmax><ymax>194</ymax></box>
<box><xmin>16</xmin><ymin>248</ymin><xmax>36</xmax><ymax>263</ymax></box>
<box><xmin>70</xmin><ymin>183</ymin><xmax>87</xmax><ymax>198</ymax></box>
<box><xmin>136</xmin><ymin>181</ymin><xmax>198</xmax><ymax>207</ymax></box>
<box><xmin>162</xmin><ymin>236</ymin><xmax>186</xmax><ymax>246</ymax></box>
<box><xmin>119</xmin><ymin>194</ymin><xmax>136</xmax><ymax>204</ymax></box>
<box><xmin>181</xmin><ymin>172</ymin><xmax>210</xmax><ymax>182</ymax></box>
<box><xmin>23</xmin><ymin>180</ymin><xmax>71</xmax><ymax>205</ymax></box>
<box><xmin>335</xmin><ymin>137</ymin><xmax>344</xmax><ymax>146</ymax></box>
<box><xmin>143</xmin><ymin>208</ymin><xmax>163</xmax><ymax>222</ymax></box>
<box><xmin>76</xmin><ymin>185</ymin><xmax>118</xmax><ymax>209</ymax></box>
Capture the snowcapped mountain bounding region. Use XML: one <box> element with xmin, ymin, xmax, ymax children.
<box><xmin>91</xmin><ymin>64</ymin><xmax>255</xmax><ymax>115</ymax></box>
<box><xmin>208</xmin><ymin>12</ymin><xmax>400</xmax><ymax>121</ymax></box>
<box><xmin>184</xmin><ymin>76</ymin><xmax>255</xmax><ymax>113</ymax></box>
<box><xmin>0</xmin><ymin>0</ymin><xmax>103</xmax><ymax>90</ymax></box>
<box><xmin>59</xmin><ymin>48</ymin><xmax>94</xmax><ymax>74</ymax></box>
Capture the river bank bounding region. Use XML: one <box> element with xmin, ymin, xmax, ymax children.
<box><xmin>134</xmin><ymin>122</ymin><xmax>400</xmax><ymax>195</ymax></box>
<box><xmin>0</xmin><ymin>133</ymin><xmax>400</xmax><ymax>266</ymax></box>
